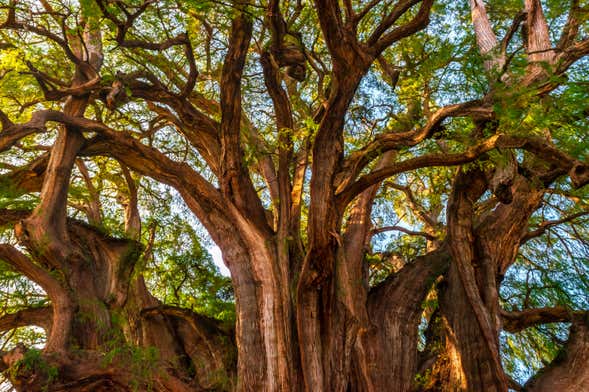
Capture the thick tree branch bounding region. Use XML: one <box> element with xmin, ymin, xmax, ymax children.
<box><xmin>338</xmin><ymin>134</ymin><xmax>588</xmax><ymax>207</ymax></box>
<box><xmin>137</xmin><ymin>97</ymin><xmax>221</xmax><ymax>175</ymax></box>
<box><xmin>557</xmin><ymin>0</ymin><xmax>582</xmax><ymax>50</ymax></box>
<box><xmin>220</xmin><ymin>14</ymin><xmax>269</xmax><ymax>233</ymax></box>
<box><xmin>0</xmin><ymin>306</ymin><xmax>52</xmax><ymax>332</ymax></box>
<box><xmin>260</xmin><ymin>50</ymin><xmax>294</xmax><ymax>229</ymax></box>
<box><xmin>313</xmin><ymin>0</ymin><xmax>349</xmax><ymax>66</ymax></box>
<box><xmin>474</xmin><ymin>176</ymin><xmax>544</xmax><ymax>277</ymax></box>
<box><xmin>525</xmin><ymin>316</ymin><xmax>589</xmax><ymax>391</ymax></box>
<box><xmin>119</xmin><ymin>163</ymin><xmax>140</xmax><ymax>240</ymax></box>
<box><xmin>0</xmin><ymin>245</ymin><xmax>73</xmax><ymax>352</ymax></box>
<box><xmin>0</xmin><ymin>111</ymin><xmax>240</xmax><ymax>259</ymax></box>
<box><xmin>338</xmin><ymin>152</ymin><xmax>396</xmax><ymax>329</ymax></box>
<box><xmin>354</xmin><ymin>245</ymin><xmax>450</xmax><ymax>390</ymax></box>
<box><xmin>0</xmin><ymin>153</ymin><xmax>49</xmax><ymax>195</ymax></box>
<box><xmin>469</xmin><ymin>0</ymin><xmax>505</xmax><ymax>73</ymax></box>
<box><xmin>446</xmin><ymin>169</ymin><xmax>508</xmax><ymax>389</ymax></box>
<box><xmin>0</xmin><ymin>110</ymin><xmax>52</xmax><ymax>153</ymax></box>
<box><xmin>556</xmin><ymin>37</ymin><xmax>589</xmax><ymax>74</ymax></box>
<box><xmin>524</xmin><ymin>0</ymin><xmax>555</xmax><ymax>67</ymax></box>
<box><xmin>367</xmin><ymin>0</ymin><xmax>422</xmax><ymax>46</ymax></box>
<box><xmin>501</xmin><ymin>306</ymin><xmax>586</xmax><ymax>333</ymax></box>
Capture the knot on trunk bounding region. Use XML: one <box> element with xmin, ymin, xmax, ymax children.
<box><xmin>270</xmin><ymin>43</ymin><xmax>307</xmax><ymax>81</ymax></box>
<box><xmin>570</xmin><ymin>163</ymin><xmax>589</xmax><ymax>189</ymax></box>
<box><xmin>487</xmin><ymin>152</ymin><xmax>518</xmax><ymax>204</ymax></box>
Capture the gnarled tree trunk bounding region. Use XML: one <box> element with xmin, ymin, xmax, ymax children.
<box><xmin>1</xmin><ymin>0</ymin><xmax>588</xmax><ymax>391</ymax></box>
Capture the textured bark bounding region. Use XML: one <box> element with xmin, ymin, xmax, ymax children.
<box><xmin>352</xmin><ymin>247</ymin><xmax>450</xmax><ymax>392</ymax></box>
<box><xmin>1</xmin><ymin>1</ymin><xmax>588</xmax><ymax>391</ymax></box>
<box><xmin>416</xmin><ymin>169</ymin><xmax>551</xmax><ymax>392</ymax></box>
<box><xmin>470</xmin><ymin>0</ymin><xmax>505</xmax><ymax>73</ymax></box>
<box><xmin>524</xmin><ymin>317</ymin><xmax>589</xmax><ymax>391</ymax></box>
<box><xmin>434</xmin><ymin>263</ymin><xmax>506</xmax><ymax>392</ymax></box>
<box><xmin>0</xmin><ymin>210</ymin><xmax>236</xmax><ymax>391</ymax></box>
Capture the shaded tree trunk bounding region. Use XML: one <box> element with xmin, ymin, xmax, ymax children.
<box><xmin>1</xmin><ymin>1</ymin><xmax>588</xmax><ymax>391</ymax></box>
<box><xmin>352</xmin><ymin>247</ymin><xmax>450</xmax><ymax>392</ymax></box>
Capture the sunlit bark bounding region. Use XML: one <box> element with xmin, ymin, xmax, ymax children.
<box><xmin>0</xmin><ymin>0</ymin><xmax>588</xmax><ymax>391</ymax></box>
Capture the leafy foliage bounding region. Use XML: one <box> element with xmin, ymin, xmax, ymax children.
<box><xmin>0</xmin><ymin>0</ymin><xmax>587</xmax><ymax>389</ymax></box>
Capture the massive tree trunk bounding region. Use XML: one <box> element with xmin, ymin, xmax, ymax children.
<box><xmin>1</xmin><ymin>0</ymin><xmax>588</xmax><ymax>391</ymax></box>
<box><xmin>352</xmin><ymin>247</ymin><xmax>450</xmax><ymax>392</ymax></box>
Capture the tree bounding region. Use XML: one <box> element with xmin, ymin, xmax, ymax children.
<box><xmin>0</xmin><ymin>0</ymin><xmax>588</xmax><ymax>390</ymax></box>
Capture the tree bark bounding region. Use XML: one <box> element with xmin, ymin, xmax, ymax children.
<box><xmin>524</xmin><ymin>317</ymin><xmax>589</xmax><ymax>391</ymax></box>
<box><xmin>1</xmin><ymin>1</ymin><xmax>588</xmax><ymax>391</ymax></box>
<box><xmin>352</xmin><ymin>247</ymin><xmax>450</xmax><ymax>391</ymax></box>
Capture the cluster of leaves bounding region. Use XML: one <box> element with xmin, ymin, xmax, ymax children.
<box><xmin>102</xmin><ymin>336</ymin><xmax>160</xmax><ymax>391</ymax></box>
<box><xmin>0</xmin><ymin>0</ymin><xmax>587</xmax><ymax>388</ymax></box>
<box><xmin>9</xmin><ymin>349</ymin><xmax>58</xmax><ymax>391</ymax></box>
<box><xmin>139</xmin><ymin>180</ymin><xmax>235</xmax><ymax>323</ymax></box>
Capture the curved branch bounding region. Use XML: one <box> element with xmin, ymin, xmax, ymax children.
<box><xmin>338</xmin><ymin>134</ymin><xmax>588</xmax><ymax>208</ymax></box>
<box><xmin>0</xmin><ymin>306</ymin><xmax>51</xmax><ymax>332</ymax></box>
<box><xmin>26</xmin><ymin>61</ymin><xmax>101</xmax><ymax>100</ymax></box>
<box><xmin>525</xmin><ymin>316</ymin><xmax>589</xmax><ymax>391</ymax></box>
<box><xmin>0</xmin><ymin>110</ymin><xmax>218</xmax><ymax>197</ymax></box>
<box><xmin>1</xmin><ymin>5</ymin><xmax>81</xmax><ymax>67</ymax></box>
<box><xmin>0</xmin><ymin>111</ymin><xmax>50</xmax><ymax>153</ymax></box>
<box><xmin>370</xmin><ymin>0</ymin><xmax>434</xmax><ymax>56</ymax></box>
<box><xmin>367</xmin><ymin>0</ymin><xmax>422</xmax><ymax>46</ymax></box>
<box><xmin>371</xmin><ymin>225</ymin><xmax>437</xmax><ymax>240</ymax></box>
<box><xmin>501</xmin><ymin>306</ymin><xmax>586</xmax><ymax>333</ymax></box>
<box><xmin>338</xmin><ymin>134</ymin><xmax>503</xmax><ymax>207</ymax></box>
<box><xmin>0</xmin><ymin>245</ymin><xmax>64</xmax><ymax>304</ymax></box>
<box><xmin>338</xmin><ymin>100</ymin><xmax>491</xmax><ymax>190</ymax></box>
<box><xmin>521</xmin><ymin>211</ymin><xmax>589</xmax><ymax>244</ymax></box>
<box><xmin>1</xmin><ymin>111</ymin><xmax>244</xmax><ymax>261</ymax></box>
<box><xmin>0</xmin><ymin>245</ymin><xmax>73</xmax><ymax>352</ymax></box>
<box><xmin>95</xmin><ymin>0</ymin><xmax>187</xmax><ymax>51</ymax></box>
<box><xmin>556</xmin><ymin>37</ymin><xmax>589</xmax><ymax>74</ymax></box>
